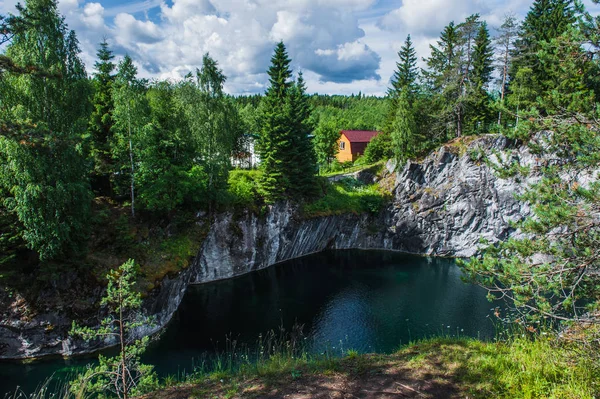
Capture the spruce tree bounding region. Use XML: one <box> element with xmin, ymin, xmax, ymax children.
<box><xmin>89</xmin><ymin>39</ymin><xmax>116</xmax><ymax>194</ymax></box>
<box><xmin>510</xmin><ymin>0</ymin><xmax>576</xmax><ymax>107</ymax></box>
<box><xmin>386</xmin><ymin>35</ymin><xmax>419</xmax><ymax>135</ymax></box>
<box><xmin>287</xmin><ymin>72</ymin><xmax>318</xmax><ymax>198</ymax></box>
<box><xmin>388</xmin><ymin>35</ymin><xmax>419</xmax><ymax>100</ymax></box>
<box><xmin>391</xmin><ymin>90</ymin><xmax>421</xmax><ymax>167</ymax></box>
<box><xmin>258</xmin><ymin>43</ymin><xmax>318</xmax><ymax>202</ymax></box>
<box><xmin>258</xmin><ymin>42</ymin><xmax>293</xmax><ymax>202</ymax></box>
<box><xmin>469</xmin><ymin>22</ymin><xmax>494</xmax><ymax>132</ymax></box>
<box><xmin>423</xmin><ymin>21</ymin><xmax>464</xmax><ymax>138</ymax></box>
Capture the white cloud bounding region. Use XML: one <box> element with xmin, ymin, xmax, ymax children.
<box><xmin>114</xmin><ymin>13</ymin><xmax>163</xmax><ymax>44</ymax></box>
<box><xmin>82</xmin><ymin>3</ymin><xmax>105</xmax><ymax>29</ymax></box>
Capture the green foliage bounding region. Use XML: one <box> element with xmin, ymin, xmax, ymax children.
<box><xmin>510</xmin><ymin>0</ymin><xmax>576</xmax><ymax>108</ymax></box>
<box><xmin>71</xmin><ymin>259</ymin><xmax>158</xmax><ymax>399</ymax></box>
<box><xmin>303</xmin><ymin>177</ymin><xmax>388</xmax><ymax>217</ymax></box>
<box><xmin>1</xmin><ymin>0</ymin><xmax>90</xmax><ymax>135</ymax></box>
<box><xmin>463</xmin><ymin>26</ymin><xmax>600</xmax><ymax>348</ymax></box>
<box><xmin>468</xmin><ymin>22</ymin><xmax>494</xmax><ymax>133</ymax></box>
<box><xmin>111</xmin><ymin>55</ymin><xmax>148</xmax><ymax>217</ymax></box>
<box><xmin>136</xmin><ymin>81</ymin><xmax>205</xmax><ymax>213</ymax></box>
<box><xmin>391</xmin><ymin>91</ymin><xmax>421</xmax><ymax>166</ymax></box>
<box><xmin>286</xmin><ymin>72</ymin><xmax>319</xmax><ymax>198</ymax></box>
<box><xmin>0</xmin><ymin>124</ymin><xmax>91</xmax><ymax>261</ymax></box>
<box><xmin>389</xmin><ymin>35</ymin><xmax>419</xmax><ymax>98</ymax></box>
<box><xmin>309</xmin><ymin>96</ymin><xmax>387</xmax><ymax>132</ymax></box>
<box><xmin>258</xmin><ymin>43</ymin><xmax>318</xmax><ymax>202</ymax></box>
<box><xmin>88</xmin><ymin>39</ymin><xmax>116</xmax><ymax>187</ymax></box>
<box><xmin>225</xmin><ymin>169</ymin><xmax>262</xmax><ymax>207</ymax></box>
<box><xmin>313</xmin><ymin>116</ymin><xmax>340</xmax><ymax>166</ymax></box>
<box><xmin>362</xmin><ymin>132</ymin><xmax>393</xmax><ymax>164</ymax></box>
<box><xmin>0</xmin><ymin>1</ymin><xmax>92</xmax><ymax>261</ymax></box>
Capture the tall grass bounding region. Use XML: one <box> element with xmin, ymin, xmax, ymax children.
<box><xmin>303</xmin><ymin>177</ymin><xmax>388</xmax><ymax>217</ymax></box>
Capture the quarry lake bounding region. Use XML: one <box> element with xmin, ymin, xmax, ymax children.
<box><xmin>0</xmin><ymin>250</ymin><xmax>501</xmax><ymax>395</ymax></box>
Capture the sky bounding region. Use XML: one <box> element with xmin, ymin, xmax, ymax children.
<box><xmin>1</xmin><ymin>0</ymin><xmax>599</xmax><ymax>95</ymax></box>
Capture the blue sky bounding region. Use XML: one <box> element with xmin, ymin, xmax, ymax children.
<box><xmin>1</xmin><ymin>0</ymin><xmax>597</xmax><ymax>95</ymax></box>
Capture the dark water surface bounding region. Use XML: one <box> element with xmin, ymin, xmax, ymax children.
<box><xmin>0</xmin><ymin>250</ymin><xmax>499</xmax><ymax>395</ymax></box>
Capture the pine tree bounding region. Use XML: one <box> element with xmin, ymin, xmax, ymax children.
<box><xmin>258</xmin><ymin>42</ymin><xmax>294</xmax><ymax>202</ymax></box>
<box><xmin>462</xmin><ymin>26</ymin><xmax>600</xmax><ymax>346</ymax></box>
<box><xmin>287</xmin><ymin>72</ymin><xmax>318</xmax><ymax>198</ymax></box>
<box><xmin>458</xmin><ymin>14</ymin><xmax>481</xmax><ymax>87</ymax></box>
<box><xmin>423</xmin><ymin>21</ymin><xmax>464</xmax><ymax>138</ymax></box>
<box><xmin>71</xmin><ymin>260</ymin><xmax>157</xmax><ymax>398</ymax></box>
<box><xmin>510</xmin><ymin>0</ymin><xmax>576</xmax><ymax>108</ymax></box>
<box><xmin>89</xmin><ymin>39</ymin><xmax>116</xmax><ymax>194</ymax></box>
<box><xmin>469</xmin><ymin>21</ymin><xmax>494</xmax><ymax>132</ymax></box>
<box><xmin>391</xmin><ymin>91</ymin><xmax>421</xmax><ymax>166</ymax></box>
<box><xmin>388</xmin><ymin>35</ymin><xmax>419</xmax><ymax>100</ymax></box>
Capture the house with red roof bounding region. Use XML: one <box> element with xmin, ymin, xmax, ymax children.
<box><xmin>336</xmin><ymin>130</ymin><xmax>380</xmax><ymax>163</ymax></box>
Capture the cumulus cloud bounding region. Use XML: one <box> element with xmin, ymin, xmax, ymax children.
<box><xmin>114</xmin><ymin>13</ymin><xmax>163</xmax><ymax>44</ymax></box>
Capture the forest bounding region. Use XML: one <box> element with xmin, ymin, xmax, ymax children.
<box><xmin>2</xmin><ymin>0</ymin><xmax>600</xmax><ymax>396</ymax></box>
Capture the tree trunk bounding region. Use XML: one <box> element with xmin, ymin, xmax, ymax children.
<box><xmin>456</xmin><ymin>106</ymin><xmax>462</xmax><ymax>138</ymax></box>
<box><xmin>119</xmin><ymin>283</ymin><xmax>128</xmax><ymax>399</ymax></box>
<box><xmin>127</xmin><ymin>106</ymin><xmax>135</xmax><ymax>218</ymax></box>
<box><xmin>497</xmin><ymin>41</ymin><xmax>509</xmax><ymax>130</ymax></box>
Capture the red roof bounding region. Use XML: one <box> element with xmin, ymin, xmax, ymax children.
<box><xmin>340</xmin><ymin>130</ymin><xmax>380</xmax><ymax>143</ymax></box>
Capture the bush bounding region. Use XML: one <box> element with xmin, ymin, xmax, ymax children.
<box><xmin>225</xmin><ymin>169</ymin><xmax>262</xmax><ymax>207</ymax></box>
<box><xmin>363</xmin><ymin>132</ymin><xmax>393</xmax><ymax>163</ymax></box>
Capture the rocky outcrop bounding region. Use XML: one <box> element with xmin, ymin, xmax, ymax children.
<box><xmin>0</xmin><ymin>260</ymin><xmax>194</xmax><ymax>360</ymax></box>
<box><xmin>0</xmin><ymin>134</ymin><xmax>539</xmax><ymax>359</ymax></box>
<box><xmin>385</xmin><ymin>135</ymin><xmax>536</xmax><ymax>257</ymax></box>
<box><xmin>192</xmin><ymin>204</ymin><xmax>391</xmax><ymax>283</ymax></box>
<box><xmin>192</xmin><ymin>134</ymin><xmax>537</xmax><ymax>284</ymax></box>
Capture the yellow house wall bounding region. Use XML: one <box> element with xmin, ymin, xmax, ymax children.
<box><xmin>336</xmin><ymin>134</ymin><xmax>354</xmax><ymax>163</ymax></box>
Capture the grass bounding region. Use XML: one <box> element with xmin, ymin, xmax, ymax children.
<box><xmin>303</xmin><ymin>177</ymin><xmax>390</xmax><ymax>218</ymax></box>
<box><xmin>143</xmin><ymin>335</ymin><xmax>599</xmax><ymax>399</ymax></box>
<box><xmin>319</xmin><ymin>161</ymin><xmax>384</xmax><ymax>178</ymax></box>
<box><xmin>14</xmin><ymin>326</ymin><xmax>598</xmax><ymax>399</ymax></box>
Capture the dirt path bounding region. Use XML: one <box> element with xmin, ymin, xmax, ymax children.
<box><xmin>149</xmin><ymin>346</ymin><xmax>477</xmax><ymax>399</ymax></box>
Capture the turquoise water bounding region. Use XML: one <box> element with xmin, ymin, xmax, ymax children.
<box><xmin>0</xmin><ymin>250</ymin><xmax>499</xmax><ymax>395</ymax></box>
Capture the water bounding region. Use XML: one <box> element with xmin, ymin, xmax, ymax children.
<box><xmin>0</xmin><ymin>250</ymin><xmax>500</xmax><ymax>394</ymax></box>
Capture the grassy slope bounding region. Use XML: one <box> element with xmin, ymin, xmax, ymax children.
<box><xmin>146</xmin><ymin>337</ymin><xmax>598</xmax><ymax>399</ymax></box>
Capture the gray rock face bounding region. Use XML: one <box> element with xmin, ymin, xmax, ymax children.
<box><xmin>192</xmin><ymin>204</ymin><xmax>391</xmax><ymax>283</ymax></box>
<box><xmin>386</xmin><ymin>135</ymin><xmax>536</xmax><ymax>257</ymax></box>
<box><xmin>0</xmin><ymin>134</ymin><xmax>539</xmax><ymax>359</ymax></box>
<box><xmin>0</xmin><ymin>259</ymin><xmax>195</xmax><ymax>360</ymax></box>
